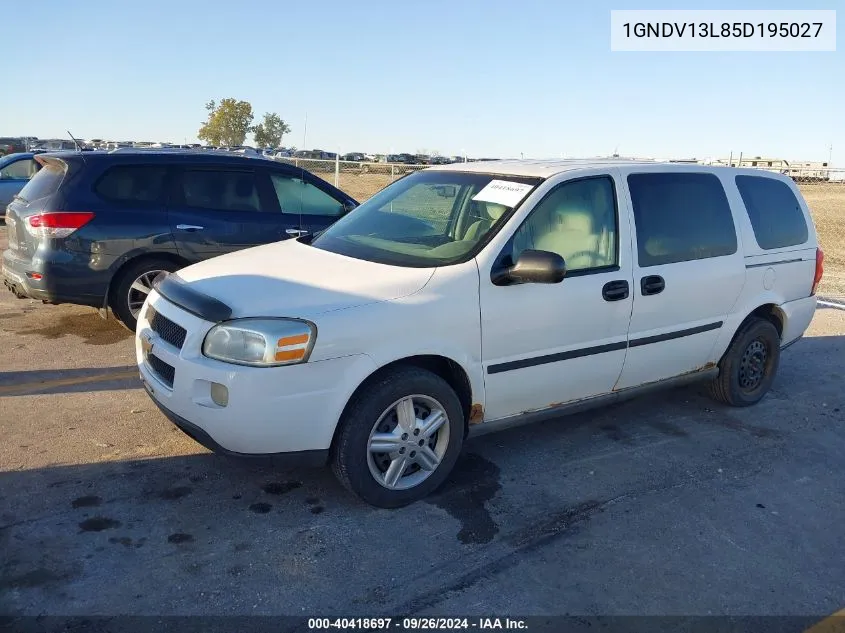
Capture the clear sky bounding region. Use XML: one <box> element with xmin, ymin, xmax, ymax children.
<box><xmin>4</xmin><ymin>0</ymin><xmax>842</xmax><ymax>162</ymax></box>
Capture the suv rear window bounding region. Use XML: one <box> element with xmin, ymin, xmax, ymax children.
<box><xmin>627</xmin><ymin>172</ymin><xmax>737</xmax><ymax>267</ymax></box>
<box><xmin>95</xmin><ymin>166</ymin><xmax>167</xmax><ymax>204</ymax></box>
<box><xmin>735</xmin><ymin>175</ymin><xmax>809</xmax><ymax>249</ymax></box>
<box><xmin>15</xmin><ymin>159</ymin><xmax>67</xmax><ymax>204</ymax></box>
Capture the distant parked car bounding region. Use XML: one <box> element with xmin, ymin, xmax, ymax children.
<box><xmin>0</xmin><ymin>153</ymin><xmax>42</xmax><ymax>216</ymax></box>
<box><xmin>0</xmin><ymin>138</ymin><xmax>27</xmax><ymax>157</ymax></box>
<box><xmin>2</xmin><ymin>150</ymin><xmax>358</xmax><ymax>330</ymax></box>
<box><xmin>342</xmin><ymin>153</ymin><xmax>367</xmax><ymax>162</ymax></box>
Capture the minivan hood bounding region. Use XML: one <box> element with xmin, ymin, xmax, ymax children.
<box><xmin>173</xmin><ymin>239</ymin><xmax>435</xmax><ymax>318</ymax></box>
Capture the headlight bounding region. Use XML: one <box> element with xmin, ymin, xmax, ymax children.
<box><xmin>202</xmin><ymin>318</ymin><xmax>316</xmax><ymax>367</ymax></box>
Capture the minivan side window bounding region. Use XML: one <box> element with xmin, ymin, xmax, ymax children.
<box><xmin>270</xmin><ymin>173</ymin><xmax>344</xmax><ymax>217</ymax></box>
<box><xmin>95</xmin><ymin>166</ymin><xmax>167</xmax><ymax>204</ymax></box>
<box><xmin>735</xmin><ymin>175</ymin><xmax>809</xmax><ymax>249</ymax></box>
<box><xmin>510</xmin><ymin>176</ymin><xmax>618</xmax><ymax>273</ymax></box>
<box><xmin>627</xmin><ymin>172</ymin><xmax>737</xmax><ymax>267</ymax></box>
<box><xmin>181</xmin><ymin>170</ymin><xmax>261</xmax><ymax>212</ymax></box>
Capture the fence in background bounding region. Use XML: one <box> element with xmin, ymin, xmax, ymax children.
<box><xmin>277</xmin><ymin>157</ymin><xmax>845</xmax><ymax>299</ymax></box>
<box><xmin>276</xmin><ymin>157</ymin><xmax>431</xmax><ymax>202</ymax></box>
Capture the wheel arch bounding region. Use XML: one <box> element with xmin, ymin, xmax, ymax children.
<box><xmin>714</xmin><ymin>302</ymin><xmax>786</xmax><ymax>365</ymax></box>
<box><xmin>331</xmin><ymin>354</ymin><xmax>476</xmax><ymax>453</ymax></box>
<box><xmin>104</xmin><ymin>251</ymin><xmax>190</xmax><ymax>310</ymax></box>
<box><xmin>748</xmin><ymin>303</ymin><xmax>785</xmax><ymax>338</ymax></box>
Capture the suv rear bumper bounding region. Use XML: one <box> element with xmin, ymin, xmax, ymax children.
<box><xmin>2</xmin><ymin>248</ymin><xmax>106</xmax><ymax>306</ymax></box>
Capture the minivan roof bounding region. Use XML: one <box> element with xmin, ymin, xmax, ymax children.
<box><xmin>428</xmin><ymin>158</ymin><xmax>780</xmax><ymax>178</ymax></box>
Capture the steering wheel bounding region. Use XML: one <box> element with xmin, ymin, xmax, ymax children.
<box><xmin>562</xmin><ymin>250</ymin><xmax>606</xmax><ymax>267</ymax></box>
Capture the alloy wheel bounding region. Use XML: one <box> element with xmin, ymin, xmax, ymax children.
<box><xmin>127</xmin><ymin>270</ymin><xmax>165</xmax><ymax>318</ymax></box>
<box><xmin>366</xmin><ymin>395</ymin><xmax>450</xmax><ymax>490</ymax></box>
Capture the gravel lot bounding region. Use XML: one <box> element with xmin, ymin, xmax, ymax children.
<box><xmin>2</xmin><ymin>224</ymin><xmax>845</xmax><ymax>622</ymax></box>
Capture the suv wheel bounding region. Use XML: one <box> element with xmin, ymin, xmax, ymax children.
<box><xmin>709</xmin><ymin>317</ymin><xmax>781</xmax><ymax>407</ymax></box>
<box><xmin>331</xmin><ymin>367</ymin><xmax>464</xmax><ymax>508</ymax></box>
<box><xmin>111</xmin><ymin>258</ymin><xmax>180</xmax><ymax>331</ymax></box>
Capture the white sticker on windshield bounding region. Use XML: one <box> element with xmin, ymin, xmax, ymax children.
<box><xmin>471</xmin><ymin>180</ymin><xmax>533</xmax><ymax>208</ymax></box>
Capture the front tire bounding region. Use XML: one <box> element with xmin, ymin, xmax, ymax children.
<box><xmin>331</xmin><ymin>366</ymin><xmax>464</xmax><ymax>508</ymax></box>
<box><xmin>111</xmin><ymin>258</ymin><xmax>181</xmax><ymax>331</ymax></box>
<box><xmin>709</xmin><ymin>317</ymin><xmax>781</xmax><ymax>407</ymax></box>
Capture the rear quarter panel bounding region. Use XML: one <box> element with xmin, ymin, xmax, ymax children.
<box><xmin>57</xmin><ymin>161</ymin><xmax>181</xmax><ymax>299</ymax></box>
<box><xmin>61</xmin><ymin>163</ymin><xmax>178</xmax><ymax>258</ymax></box>
<box><xmin>707</xmin><ymin>170</ymin><xmax>819</xmax><ymax>361</ymax></box>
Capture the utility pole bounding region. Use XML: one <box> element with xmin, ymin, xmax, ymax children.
<box><xmin>829</xmin><ymin>144</ymin><xmax>833</xmax><ymax>166</ymax></box>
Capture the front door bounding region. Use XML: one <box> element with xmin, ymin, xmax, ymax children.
<box><xmin>480</xmin><ymin>173</ymin><xmax>634</xmax><ymax>422</ymax></box>
<box><xmin>614</xmin><ymin>170</ymin><xmax>746</xmax><ymax>390</ymax></box>
<box><xmin>167</xmin><ymin>166</ymin><xmax>299</xmax><ymax>262</ymax></box>
<box><xmin>267</xmin><ymin>171</ymin><xmax>349</xmax><ymax>237</ymax></box>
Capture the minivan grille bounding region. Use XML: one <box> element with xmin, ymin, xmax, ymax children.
<box><xmin>149</xmin><ymin>307</ymin><xmax>187</xmax><ymax>349</ymax></box>
<box><xmin>147</xmin><ymin>354</ymin><xmax>175</xmax><ymax>388</ymax></box>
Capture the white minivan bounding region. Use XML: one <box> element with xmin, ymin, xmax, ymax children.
<box><xmin>136</xmin><ymin>159</ymin><xmax>824</xmax><ymax>507</ymax></box>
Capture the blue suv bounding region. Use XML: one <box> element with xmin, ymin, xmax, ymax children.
<box><xmin>2</xmin><ymin>150</ymin><xmax>358</xmax><ymax>330</ymax></box>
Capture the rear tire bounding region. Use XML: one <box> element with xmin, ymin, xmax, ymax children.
<box><xmin>110</xmin><ymin>258</ymin><xmax>181</xmax><ymax>331</ymax></box>
<box><xmin>709</xmin><ymin>317</ymin><xmax>781</xmax><ymax>407</ymax></box>
<box><xmin>331</xmin><ymin>366</ymin><xmax>464</xmax><ymax>508</ymax></box>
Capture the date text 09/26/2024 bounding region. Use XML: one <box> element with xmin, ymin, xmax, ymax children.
<box><xmin>307</xmin><ymin>617</ymin><xmax>528</xmax><ymax>630</ymax></box>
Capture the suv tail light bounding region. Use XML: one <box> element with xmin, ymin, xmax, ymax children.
<box><xmin>25</xmin><ymin>212</ymin><xmax>94</xmax><ymax>239</ymax></box>
<box><xmin>811</xmin><ymin>247</ymin><xmax>824</xmax><ymax>295</ymax></box>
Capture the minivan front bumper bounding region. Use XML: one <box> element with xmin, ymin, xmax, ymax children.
<box><xmin>137</xmin><ymin>291</ymin><xmax>378</xmax><ymax>458</ymax></box>
<box><xmin>142</xmin><ymin>380</ymin><xmax>329</xmax><ymax>468</ymax></box>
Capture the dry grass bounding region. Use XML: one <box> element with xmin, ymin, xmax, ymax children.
<box><xmin>336</xmin><ymin>172</ymin><xmax>398</xmax><ymax>202</ymax></box>
<box><xmin>798</xmin><ymin>184</ymin><xmax>845</xmax><ymax>297</ymax></box>
<box><xmin>317</xmin><ymin>170</ymin><xmax>845</xmax><ymax>298</ymax></box>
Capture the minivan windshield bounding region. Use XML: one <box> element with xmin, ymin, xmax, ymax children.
<box><xmin>311</xmin><ymin>170</ymin><xmax>543</xmax><ymax>267</ymax></box>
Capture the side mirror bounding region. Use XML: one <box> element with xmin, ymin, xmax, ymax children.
<box><xmin>491</xmin><ymin>249</ymin><xmax>566</xmax><ymax>286</ymax></box>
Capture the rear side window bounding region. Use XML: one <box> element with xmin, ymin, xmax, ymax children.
<box><xmin>180</xmin><ymin>170</ymin><xmax>261</xmax><ymax>212</ymax></box>
<box><xmin>627</xmin><ymin>172</ymin><xmax>737</xmax><ymax>267</ymax></box>
<box><xmin>16</xmin><ymin>160</ymin><xmax>66</xmax><ymax>203</ymax></box>
<box><xmin>95</xmin><ymin>166</ymin><xmax>167</xmax><ymax>204</ymax></box>
<box><xmin>735</xmin><ymin>175</ymin><xmax>809</xmax><ymax>249</ymax></box>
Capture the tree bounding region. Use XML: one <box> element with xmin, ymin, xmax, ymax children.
<box><xmin>198</xmin><ymin>98</ymin><xmax>254</xmax><ymax>147</ymax></box>
<box><xmin>251</xmin><ymin>112</ymin><xmax>292</xmax><ymax>149</ymax></box>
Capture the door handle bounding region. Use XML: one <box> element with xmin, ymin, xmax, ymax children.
<box><xmin>285</xmin><ymin>228</ymin><xmax>307</xmax><ymax>236</ymax></box>
<box><xmin>176</xmin><ymin>224</ymin><xmax>204</xmax><ymax>231</ymax></box>
<box><xmin>602</xmin><ymin>280</ymin><xmax>630</xmax><ymax>302</ymax></box>
<box><xmin>640</xmin><ymin>275</ymin><xmax>665</xmax><ymax>296</ymax></box>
